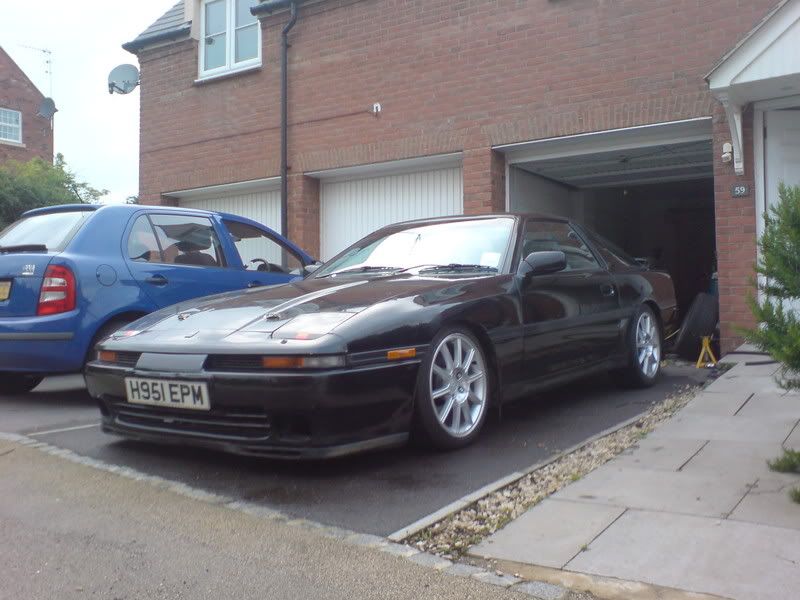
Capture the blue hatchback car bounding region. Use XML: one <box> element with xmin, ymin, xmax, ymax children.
<box><xmin>0</xmin><ymin>203</ymin><xmax>314</xmax><ymax>394</ymax></box>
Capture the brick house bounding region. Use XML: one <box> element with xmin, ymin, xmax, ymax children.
<box><xmin>124</xmin><ymin>0</ymin><xmax>800</xmax><ymax>354</ymax></box>
<box><xmin>0</xmin><ymin>46</ymin><xmax>54</xmax><ymax>164</ymax></box>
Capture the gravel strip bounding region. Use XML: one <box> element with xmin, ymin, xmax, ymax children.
<box><xmin>407</xmin><ymin>384</ymin><xmax>700</xmax><ymax>559</ymax></box>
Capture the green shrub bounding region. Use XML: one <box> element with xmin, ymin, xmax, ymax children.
<box><xmin>746</xmin><ymin>184</ymin><xmax>800</xmax><ymax>389</ymax></box>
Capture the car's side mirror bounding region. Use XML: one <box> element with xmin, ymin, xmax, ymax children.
<box><xmin>516</xmin><ymin>251</ymin><xmax>567</xmax><ymax>281</ymax></box>
<box><xmin>303</xmin><ymin>261</ymin><xmax>323</xmax><ymax>277</ymax></box>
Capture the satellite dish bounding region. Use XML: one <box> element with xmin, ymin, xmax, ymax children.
<box><xmin>37</xmin><ymin>97</ymin><xmax>58</xmax><ymax>119</ymax></box>
<box><xmin>108</xmin><ymin>64</ymin><xmax>140</xmax><ymax>95</ymax></box>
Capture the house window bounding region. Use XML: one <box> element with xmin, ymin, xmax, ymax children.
<box><xmin>200</xmin><ymin>0</ymin><xmax>260</xmax><ymax>77</ymax></box>
<box><xmin>0</xmin><ymin>108</ymin><xmax>22</xmax><ymax>144</ymax></box>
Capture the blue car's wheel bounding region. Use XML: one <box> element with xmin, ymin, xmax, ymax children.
<box><xmin>1</xmin><ymin>374</ymin><xmax>43</xmax><ymax>395</ymax></box>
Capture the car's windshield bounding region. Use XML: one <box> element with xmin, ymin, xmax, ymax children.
<box><xmin>0</xmin><ymin>211</ymin><xmax>92</xmax><ymax>252</ymax></box>
<box><xmin>314</xmin><ymin>217</ymin><xmax>515</xmax><ymax>277</ymax></box>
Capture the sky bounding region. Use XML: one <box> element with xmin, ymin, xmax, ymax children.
<box><xmin>1</xmin><ymin>0</ymin><xmax>179</xmax><ymax>203</ymax></box>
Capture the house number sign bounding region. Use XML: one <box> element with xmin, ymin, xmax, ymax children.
<box><xmin>731</xmin><ymin>184</ymin><xmax>750</xmax><ymax>198</ymax></box>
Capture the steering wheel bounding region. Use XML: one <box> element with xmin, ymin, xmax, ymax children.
<box><xmin>250</xmin><ymin>258</ymin><xmax>287</xmax><ymax>273</ymax></box>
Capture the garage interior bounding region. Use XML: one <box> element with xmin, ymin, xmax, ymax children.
<box><xmin>506</xmin><ymin>135</ymin><xmax>716</xmax><ymax>320</ymax></box>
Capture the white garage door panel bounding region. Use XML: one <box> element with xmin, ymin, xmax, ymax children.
<box><xmin>320</xmin><ymin>167</ymin><xmax>463</xmax><ymax>260</ymax></box>
<box><xmin>181</xmin><ymin>189</ymin><xmax>282</xmax><ymax>263</ymax></box>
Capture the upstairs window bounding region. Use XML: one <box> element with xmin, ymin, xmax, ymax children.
<box><xmin>0</xmin><ymin>108</ymin><xmax>22</xmax><ymax>144</ymax></box>
<box><xmin>200</xmin><ymin>0</ymin><xmax>260</xmax><ymax>77</ymax></box>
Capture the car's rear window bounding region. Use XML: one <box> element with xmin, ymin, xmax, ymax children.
<box><xmin>0</xmin><ymin>211</ymin><xmax>92</xmax><ymax>252</ymax></box>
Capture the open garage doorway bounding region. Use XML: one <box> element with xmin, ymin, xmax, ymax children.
<box><xmin>500</xmin><ymin>119</ymin><xmax>716</xmax><ymax>321</ymax></box>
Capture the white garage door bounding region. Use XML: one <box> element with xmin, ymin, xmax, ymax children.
<box><xmin>180</xmin><ymin>189</ymin><xmax>281</xmax><ymax>233</ymax></box>
<box><xmin>320</xmin><ymin>166</ymin><xmax>463</xmax><ymax>260</ymax></box>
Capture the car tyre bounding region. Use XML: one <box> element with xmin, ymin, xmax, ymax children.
<box><xmin>673</xmin><ymin>292</ymin><xmax>719</xmax><ymax>360</ymax></box>
<box><xmin>1</xmin><ymin>374</ymin><xmax>44</xmax><ymax>395</ymax></box>
<box><xmin>612</xmin><ymin>304</ymin><xmax>662</xmax><ymax>389</ymax></box>
<box><xmin>414</xmin><ymin>327</ymin><xmax>490</xmax><ymax>450</ymax></box>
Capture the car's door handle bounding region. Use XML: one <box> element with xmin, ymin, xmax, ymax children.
<box><xmin>145</xmin><ymin>275</ymin><xmax>168</xmax><ymax>286</ymax></box>
<box><xmin>600</xmin><ymin>284</ymin><xmax>616</xmax><ymax>297</ymax></box>
<box><xmin>247</xmin><ymin>281</ymin><xmax>263</xmax><ymax>289</ymax></box>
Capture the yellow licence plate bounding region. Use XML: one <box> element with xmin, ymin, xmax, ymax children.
<box><xmin>0</xmin><ymin>281</ymin><xmax>10</xmax><ymax>302</ymax></box>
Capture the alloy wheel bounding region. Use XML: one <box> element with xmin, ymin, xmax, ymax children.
<box><xmin>636</xmin><ymin>311</ymin><xmax>660</xmax><ymax>378</ymax></box>
<box><xmin>429</xmin><ymin>333</ymin><xmax>487</xmax><ymax>438</ymax></box>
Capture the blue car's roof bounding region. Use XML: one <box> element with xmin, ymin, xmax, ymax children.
<box><xmin>21</xmin><ymin>203</ymin><xmax>313</xmax><ymax>262</ymax></box>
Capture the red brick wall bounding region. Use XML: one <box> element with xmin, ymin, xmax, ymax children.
<box><xmin>287</xmin><ymin>173</ymin><xmax>320</xmax><ymax>258</ymax></box>
<box><xmin>713</xmin><ymin>105</ymin><xmax>758</xmax><ymax>354</ymax></box>
<box><xmin>0</xmin><ymin>48</ymin><xmax>53</xmax><ymax>164</ymax></box>
<box><xmin>137</xmin><ymin>0</ymin><xmax>779</xmax><ymax>201</ymax></box>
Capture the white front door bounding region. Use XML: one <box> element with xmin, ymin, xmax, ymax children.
<box><xmin>766</xmin><ymin>110</ymin><xmax>800</xmax><ymax>211</ymax></box>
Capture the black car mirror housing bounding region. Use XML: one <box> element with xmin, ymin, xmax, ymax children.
<box><xmin>303</xmin><ymin>261</ymin><xmax>324</xmax><ymax>277</ymax></box>
<box><xmin>517</xmin><ymin>250</ymin><xmax>567</xmax><ymax>280</ymax></box>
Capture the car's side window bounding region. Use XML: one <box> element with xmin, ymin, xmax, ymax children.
<box><xmin>222</xmin><ymin>219</ymin><xmax>303</xmax><ymax>274</ymax></box>
<box><xmin>148</xmin><ymin>214</ymin><xmax>227</xmax><ymax>268</ymax></box>
<box><xmin>127</xmin><ymin>216</ymin><xmax>162</xmax><ymax>263</ymax></box>
<box><xmin>521</xmin><ymin>221</ymin><xmax>601</xmax><ymax>271</ymax></box>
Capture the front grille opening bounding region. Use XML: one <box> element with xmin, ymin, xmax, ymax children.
<box><xmin>106</xmin><ymin>397</ymin><xmax>271</xmax><ymax>442</ymax></box>
<box><xmin>204</xmin><ymin>355</ymin><xmax>263</xmax><ymax>372</ymax></box>
<box><xmin>273</xmin><ymin>414</ymin><xmax>312</xmax><ymax>442</ymax></box>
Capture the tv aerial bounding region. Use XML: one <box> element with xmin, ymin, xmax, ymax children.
<box><xmin>108</xmin><ymin>64</ymin><xmax>140</xmax><ymax>95</ymax></box>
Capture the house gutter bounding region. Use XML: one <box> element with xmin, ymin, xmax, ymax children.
<box><xmin>252</xmin><ymin>0</ymin><xmax>299</xmax><ymax>239</ymax></box>
<box><xmin>122</xmin><ymin>24</ymin><xmax>192</xmax><ymax>54</ymax></box>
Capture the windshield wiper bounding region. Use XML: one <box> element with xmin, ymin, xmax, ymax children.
<box><xmin>417</xmin><ymin>263</ymin><xmax>498</xmax><ymax>274</ymax></box>
<box><xmin>319</xmin><ymin>265</ymin><xmax>402</xmax><ymax>278</ymax></box>
<box><xmin>0</xmin><ymin>244</ymin><xmax>48</xmax><ymax>253</ymax></box>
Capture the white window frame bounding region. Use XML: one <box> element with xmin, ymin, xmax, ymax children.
<box><xmin>0</xmin><ymin>108</ymin><xmax>22</xmax><ymax>144</ymax></box>
<box><xmin>199</xmin><ymin>0</ymin><xmax>261</xmax><ymax>79</ymax></box>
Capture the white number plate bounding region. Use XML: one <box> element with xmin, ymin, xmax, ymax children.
<box><xmin>125</xmin><ymin>378</ymin><xmax>210</xmax><ymax>411</ymax></box>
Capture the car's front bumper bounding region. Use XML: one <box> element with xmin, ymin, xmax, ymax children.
<box><xmin>85</xmin><ymin>359</ymin><xmax>420</xmax><ymax>459</ymax></box>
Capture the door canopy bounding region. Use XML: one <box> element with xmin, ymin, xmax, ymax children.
<box><xmin>707</xmin><ymin>0</ymin><xmax>800</xmax><ymax>175</ymax></box>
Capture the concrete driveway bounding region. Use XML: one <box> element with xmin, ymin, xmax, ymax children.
<box><xmin>1</xmin><ymin>365</ymin><xmax>708</xmax><ymax>537</ymax></box>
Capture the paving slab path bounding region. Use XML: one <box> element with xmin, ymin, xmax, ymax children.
<box><xmin>473</xmin><ymin>354</ymin><xmax>800</xmax><ymax>600</ymax></box>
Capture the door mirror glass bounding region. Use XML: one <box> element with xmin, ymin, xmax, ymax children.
<box><xmin>517</xmin><ymin>251</ymin><xmax>567</xmax><ymax>279</ymax></box>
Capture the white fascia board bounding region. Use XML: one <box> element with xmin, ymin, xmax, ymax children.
<box><xmin>307</xmin><ymin>153</ymin><xmax>463</xmax><ymax>183</ymax></box>
<box><xmin>164</xmin><ymin>177</ymin><xmax>281</xmax><ymax>200</ymax></box>
<box><xmin>495</xmin><ymin>118</ymin><xmax>713</xmax><ymax>166</ymax></box>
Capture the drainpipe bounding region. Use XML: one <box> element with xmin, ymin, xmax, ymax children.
<box><xmin>252</xmin><ymin>0</ymin><xmax>298</xmax><ymax>239</ymax></box>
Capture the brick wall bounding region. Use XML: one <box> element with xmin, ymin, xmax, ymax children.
<box><xmin>0</xmin><ymin>48</ymin><xmax>53</xmax><ymax>164</ymax></box>
<box><xmin>137</xmin><ymin>0</ymin><xmax>779</xmax><ymax>201</ymax></box>
<box><xmin>713</xmin><ymin>105</ymin><xmax>758</xmax><ymax>353</ymax></box>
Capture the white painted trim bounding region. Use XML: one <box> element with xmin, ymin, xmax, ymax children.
<box><xmin>198</xmin><ymin>0</ymin><xmax>262</xmax><ymax>79</ymax></box>
<box><xmin>718</xmin><ymin>92</ymin><xmax>745</xmax><ymax>175</ymax></box>
<box><xmin>495</xmin><ymin>117</ymin><xmax>713</xmax><ymax>165</ymax></box>
<box><xmin>504</xmin><ymin>161</ymin><xmax>510</xmax><ymax>212</ymax></box>
<box><xmin>164</xmin><ymin>176</ymin><xmax>280</xmax><ymax>200</ymax></box>
<box><xmin>306</xmin><ymin>153</ymin><xmax>463</xmax><ymax>183</ymax></box>
<box><xmin>754</xmin><ymin>94</ymin><xmax>800</xmax><ymax>110</ymax></box>
<box><xmin>754</xmin><ymin>108</ymin><xmax>766</xmax><ymax>304</ymax></box>
<box><xmin>0</xmin><ymin>107</ymin><xmax>23</xmax><ymax>144</ymax></box>
<box><xmin>708</xmin><ymin>0</ymin><xmax>799</xmax><ymax>91</ymax></box>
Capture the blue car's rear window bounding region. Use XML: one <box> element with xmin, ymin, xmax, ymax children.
<box><xmin>0</xmin><ymin>211</ymin><xmax>92</xmax><ymax>252</ymax></box>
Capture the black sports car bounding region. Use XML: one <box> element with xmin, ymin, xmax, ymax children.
<box><xmin>85</xmin><ymin>214</ymin><xmax>677</xmax><ymax>459</ymax></box>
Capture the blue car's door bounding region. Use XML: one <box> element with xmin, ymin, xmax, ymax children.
<box><xmin>124</xmin><ymin>212</ymin><xmax>246</xmax><ymax>308</ymax></box>
<box><xmin>218</xmin><ymin>217</ymin><xmax>307</xmax><ymax>288</ymax></box>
